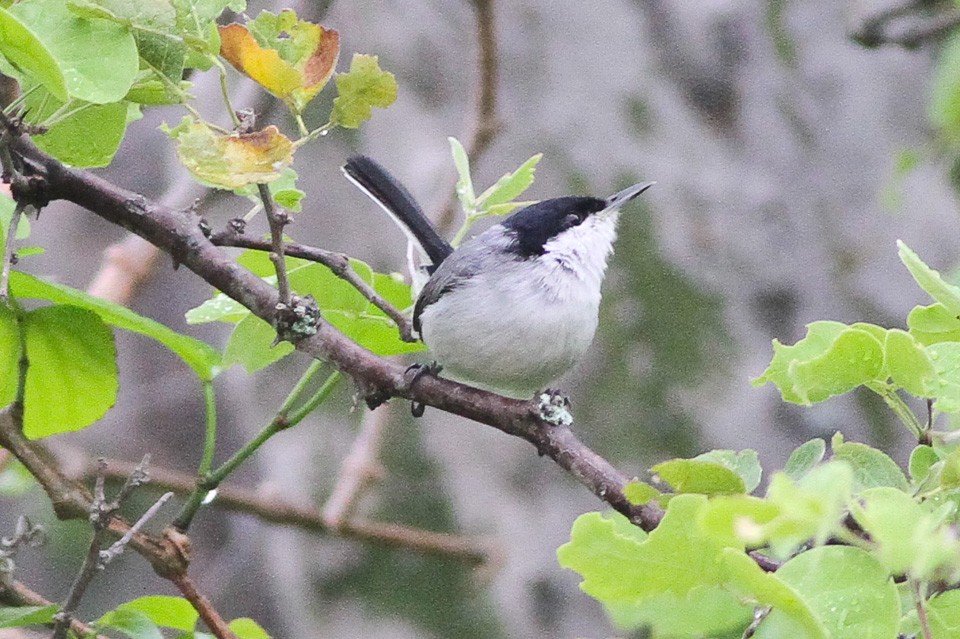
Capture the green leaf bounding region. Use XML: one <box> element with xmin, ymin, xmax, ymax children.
<box><xmin>448</xmin><ymin>137</ymin><xmax>475</xmax><ymax>209</ymax></box>
<box><xmin>0</xmin><ymin>6</ymin><xmax>66</xmax><ymax>100</ymax></box>
<box><xmin>11</xmin><ymin>271</ymin><xmax>220</xmax><ymax>381</ymax></box>
<box><xmin>475</xmin><ymin>153</ymin><xmax>543</xmax><ymax>210</ymax></box>
<box><xmin>927</xmin><ymin>341</ymin><xmax>960</xmax><ymax>413</ymax></box>
<box><xmin>753</xmin><ymin>321</ymin><xmax>886</xmax><ymax>404</ymax></box>
<box><xmin>721</xmin><ymin>549</ymin><xmax>827</xmax><ymax>639</ymax></box>
<box><xmin>850</xmin><ymin>486</ymin><xmax>960</xmax><ymax>579</ymax></box>
<box><xmin>698</xmin><ymin>495</ymin><xmax>782</xmax><ymax>548</ymax></box>
<box><xmin>98</xmin><ymin>608</ymin><xmax>164</xmax><ymax>639</ymax></box>
<box><xmin>290</xmin><ymin>261</ymin><xmax>424</xmax><ymax>357</ymax></box>
<box><xmin>0</xmin><ymin>605</ymin><xmax>58</xmax><ymax>628</ymax></box>
<box><xmin>0</xmin><ymin>192</ymin><xmax>31</xmax><ymax>245</ymax></box>
<box><xmin>10</xmin><ymin>0</ymin><xmax>138</xmax><ymax>103</ymax></box>
<box><xmin>651</xmin><ymin>458</ymin><xmax>746</xmax><ymax>495</ymax></box>
<box><xmin>329</xmin><ymin>53</ymin><xmax>397</xmax><ymax>128</ymax></box>
<box><xmin>910</xmin><ymin>445</ymin><xmax>939</xmax><ymax>483</ymax></box>
<box><xmin>558</xmin><ymin>495</ymin><xmax>739</xmax><ymax>603</ymax></box>
<box><xmin>235</xmin><ymin>168</ymin><xmax>304</xmax><ymax>212</ymax></box>
<box><xmin>931</xmin><ymin>31</ymin><xmax>960</xmax><ymax>143</ymax></box>
<box><xmin>115</xmin><ymin>596</ymin><xmax>199</xmax><ymax>632</ymax></box>
<box><xmin>623</xmin><ymin>480</ymin><xmax>659</xmax><ymax>506</ymax></box>
<box><xmin>695</xmin><ymin>449</ymin><xmax>762</xmax><ymax>493</ymax></box>
<box><xmin>222</xmin><ymin>313</ymin><xmax>294</xmax><ymax>372</ymax></box>
<box><xmin>22</xmin><ymin>86</ymin><xmax>130</xmax><ymax>168</ymax></box>
<box><xmin>830</xmin><ymin>432</ymin><xmax>909</xmax><ymax>492</ymax></box>
<box><xmin>0</xmin><ymin>301</ymin><xmax>21</xmax><ymax>407</ymax></box>
<box><xmin>754</xmin><ymin>547</ymin><xmax>900</xmax><ymax>639</ymax></box>
<box><xmin>185</xmin><ymin>293</ymin><xmax>248</xmax><ymax>324</ymax></box>
<box><xmin>899</xmin><ymin>240</ymin><xmax>960</xmax><ymax>316</ymax></box>
<box><xmin>783</xmin><ymin>438</ymin><xmax>826</xmax><ymax>481</ymax></box>
<box><xmin>788</xmin><ymin>328</ymin><xmax>885</xmax><ymax>404</ymax></box>
<box><xmin>884</xmin><ymin>328</ymin><xmax>938</xmax><ymax>396</ymax></box>
<box><xmin>762</xmin><ymin>462</ymin><xmax>854</xmax><ymax>557</ymax></box>
<box><xmin>228</xmin><ymin>618</ymin><xmax>270</xmax><ymax>639</ymax></box>
<box><xmin>606</xmin><ymin>586</ymin><xmax>751</xmax><ymax>635</ymax></box>
<box><xmin>22</xmin><ymin>305</ymin><xmax>118</xmax><ymax>438</ymax></box>
<box><xmin>908</xmin><ymin>303</ymin><xmax>960</xmax><ymax>345</ymax></box>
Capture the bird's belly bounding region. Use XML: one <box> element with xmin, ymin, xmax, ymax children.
<box><xmin>418</xmin><ymin>282</ymin><xmax>599</xmax><ymax>398</ymax></box>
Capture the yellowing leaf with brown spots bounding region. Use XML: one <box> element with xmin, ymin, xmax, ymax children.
<box><xmin>162</xmin><ymin>117</ymin><xmax>294</xmax><ymax>189</ymax></box>
<box><xmin>219</xmin><ymin>10</ymin><xmax>339</xmax><ymax>113</ymax></box>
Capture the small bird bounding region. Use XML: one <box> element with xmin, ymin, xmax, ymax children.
<box><xmin>342</xmin><ymin>156</ymin><xmax>653</xmax><ymax>400</ymax></box>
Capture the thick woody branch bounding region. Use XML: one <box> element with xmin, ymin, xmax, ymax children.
<box><xmin>8</xmin><ymin>129</ymin><xmax>664</xmax><ymax>533</ymax></box>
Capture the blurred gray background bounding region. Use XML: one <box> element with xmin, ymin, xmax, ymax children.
<box><xmin>3</xmin><ymin>0</ymin><xmax>957</xmax><ymax>637</ymax></box>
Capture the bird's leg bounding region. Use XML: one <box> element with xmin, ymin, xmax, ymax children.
<box><xmin>403</xmin><ymin>361</ymin><xmax>443</xmax><ymax>417</ymax></box>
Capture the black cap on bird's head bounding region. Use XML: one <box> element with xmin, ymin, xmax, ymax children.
<box><xmin>500</xmin><ymin>183</ymin><xmax>654</xmax><ymax>257</ymax></box>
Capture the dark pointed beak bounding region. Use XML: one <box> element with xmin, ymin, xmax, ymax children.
<box><xmin>606</xmin><ymin>181</ymin><xmax>655</xmax><ymax>209</ymax></box>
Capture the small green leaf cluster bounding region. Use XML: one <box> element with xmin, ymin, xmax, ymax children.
<box><xmin>0</xmin><ymin>0</ymin><xmax>242</xmax><ymax>166</ymax></box>
<box><xmin>754</xmin><ymin>241</ymin><xmax>960</xmax><ymax>438</ymax></box>
<box><xmin>448</xmin><ymin>137</ymin><xmax>542</xmax><ymax>246</ymax></box>
<box><xmin>186</xmin><ymin>248</ymin><xmax>425</xmax><ymax>373</ymax></box>
<box><xmin>559</xmin><ymin>435</ymin><xmax>960</xmax><ymax>637</ymax></box>
<box><xmin>1</xmin><ymin>595</ymin><xmax>271</xmax><ymax>638</ymax></box>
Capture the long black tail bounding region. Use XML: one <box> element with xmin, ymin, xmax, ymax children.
<box><xmin>342</xmin><ymin>156</ymin><xmax>453</xmax><ymax>267</ymax></box>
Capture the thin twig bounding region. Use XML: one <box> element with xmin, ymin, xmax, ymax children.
<box><xmin>257</xmin><ymin>183</ymin><xmax>291</xmax><ymax>306</ymax></box>
<box><xmin>51</xmin><ymin>457</ymin><xmax>158</xmax><ymax>639</ymax></box>
<box><xmin>322</xmin><ymin>406</ymin><xmax>390</xmax><ymax>528</ymax></box>
<box><xmin>433</xmin><ymin>0</ymin><xmax>502</xmax><ymax>231</ymax></box>
<box><xmin>85</xmin><ymin>455</ymin><xmax>490</xmax><ymax>564</ymax></box>
<box><xmin>741</xmin><ymin>606</ymin><xmax>771</xmax><ymax>638</ymax></box>
<box><xmin>210</xmin><ymin>231</ymin><xmax>417</xmax><ymax>342</ymax></box>
<box><xmin>100</xmin><ymin>492</ymin><xmax>174</xmax><ymax>566</ymax></box>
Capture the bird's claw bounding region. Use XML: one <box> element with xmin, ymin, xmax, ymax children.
<box><xmin>405</xmin><ymin>362</ymin><xmax>442</xmax><ymax>417</ymax></box>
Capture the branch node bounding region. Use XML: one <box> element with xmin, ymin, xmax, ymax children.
<box><xmin>274</xmin><ymin>293</ymin><xmax>320</xmax><ymax>342</ymax></box>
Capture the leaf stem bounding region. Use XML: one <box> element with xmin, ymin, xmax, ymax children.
<box><xmin>913</xmin><ymin>579</ymin><xmax>933</xmax><ymax>639</ymax></box>
<box><xmin>173</xmin><ymin>367</ymin><xmax>341</xmax><ymax>531</ymax></box>
<box><xmin>198</xmin><ymin>380</ymin><xmax>218</xmax><ymax>476</ymax></box>
<box><xmin>215</xmin><ymin>60</ymin><xmax>242</xmax><ymax>128</ymax></box>
<box><xmin>0</xmin><ymin>202</ymin><xmax>24</xmax><ymax>300</ymax></box>
<box><xmin>872</xmin><ymin>384</ymin><xmax>923</xmax><ymax>439</ymax></box>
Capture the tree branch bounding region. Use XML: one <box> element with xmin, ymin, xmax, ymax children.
<box><xmin>7</xmin><ymin>130</ymin><xmax>664</xmax><ymax>532</ymax></box>
<box><xmin>210</xmin><ymin>231</ymin><xmax>416</xmax><ymax>342</ymax></box>
<box><xmin>76</xmin><ymin>455</ymin><xmax>491</xmax><ymax>564</ymax></box>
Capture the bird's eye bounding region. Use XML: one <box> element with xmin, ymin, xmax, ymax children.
<box><xmin>562</xmin><ymin>213</ymin><xmax>582</xmax><ymax>229</ymax></box>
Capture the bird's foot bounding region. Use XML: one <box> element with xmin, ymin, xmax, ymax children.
<box><xmin>537</xmin><ymin>389</ymin><xmax>573</xmax><ymax>427</ymax></box>
<box><xmin>404</xmin><ymin>361</ymin><xmax>442</xmax><ymax>417</ymax></box>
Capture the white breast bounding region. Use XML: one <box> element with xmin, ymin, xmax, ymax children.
<box><xmin>418</xmin><ymin>213</ymin><xmax>619</xmax><ymax>398</ymax></box>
